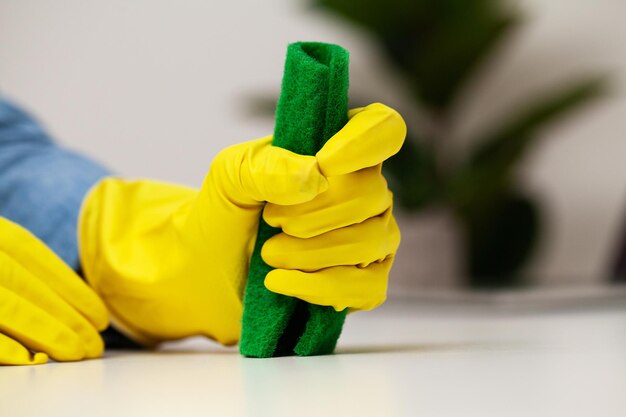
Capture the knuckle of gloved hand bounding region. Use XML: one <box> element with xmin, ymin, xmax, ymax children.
<box><xmin>389</xmin><ymin>217</ymin><xmax>401</xmax><ymax>250</ymax></box>
<box><xmin>260</xmin><ymin>239</ymin><xmax>282</xmax><ymax>268</ymax></box>
<box><xmin>368</xmin><ymin>296</ymin><xmax>386</xmax><ymax>311</ymax></box>
<box><xmin>212</xmin><ymin>138</ymin><xmax>270</xmax><ymax>178</ymax></box>
<box><xmin>261</xmin><ymin>204</ymin><xmax>285</xmax><ymax>228</ymax></box>
<box><xmin>275</xmin><ymin>214</ymin><xmax>320</xmax><ymax>238</ymax></box>
<box><xmin>84</xmin><ymin>333</ymin><xmax>105</xmax><ymax>358</ymax></box>
<box><xmin>366</xmin><ymin>290</ymin><xmax>387</xmax><ymax>311</ymax></box>
<box><xmin>211</xmin><ymin>142</ymin><xmax>241</xmax><ymax>171</ymax></box>
<box><xmin>262</xmin><ymin>206</ymin><xmax>315</xmax><ymax>238</ymax></box>
<box><xmin>50</xmin><ymin>344</ymin><xmax>85</xmax><ymax>362</ymax></box>
<box><xmin>349</xmin><ymin>166</ymin><xmax>390</xmax><ymax>197</ymax></box>
<box><xmin>349</xmin><ymin>188</ymin><xmax>393</xmax><ymax>224</ymax></box>
<box><xmin>262</xmin><ymin>149</ymin><xmax>325</xmax><ymax>204</ymax></box>
<box><xmin>272</xmin><ymin>189</ymin><xmax>391</xmax><ymax>239</ymax></box>
<box><xmin>45</xmin><ymin>328</ymin><xmax>88</xmax><ymax>362</ymax></box>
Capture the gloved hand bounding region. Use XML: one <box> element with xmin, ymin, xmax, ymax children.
<box><xmin>0</xmin><ymin>217</ymin><xmax>108</xmax><ymax>365</ymax></box>
<box><xmin>262</xmin><ymin>105</ymin><xmax>403</xmax><ymax>311</ymax></box>
<box><xmin>78</xmin><ymin>103</ymin><xmax>405</xmax><ymax>346</ymax></box>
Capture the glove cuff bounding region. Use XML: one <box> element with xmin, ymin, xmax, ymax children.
<box><xmin>77</xmin><ymin>177</ymin><xmax>197</xmax><ymax>346</ymax></box>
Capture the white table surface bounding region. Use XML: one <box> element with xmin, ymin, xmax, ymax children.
<box><xmin>1</xmin><ymin>296</ymin><xmax>625</xmax><ymax>417</ymax></box>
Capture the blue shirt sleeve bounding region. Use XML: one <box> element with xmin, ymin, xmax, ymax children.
<box><xmin>0</xmin><ymin>98</ymin><xmax>111</xmax><ymax>270</ymax></box>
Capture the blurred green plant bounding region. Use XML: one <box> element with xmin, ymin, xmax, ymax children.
<box><xmin>311</xmin><ymin>0</ymin><xmax>606</xmax><ymax>287</ymax></box>
<box><xmin>247</xmin><ymin>0</ymin><xmax>606</xmax><ymax>287</ymax></box>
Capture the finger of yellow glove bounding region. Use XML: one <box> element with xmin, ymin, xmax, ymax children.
<box><xmin>0</xmin><ymin>333</ymin><xmax>48</xmax><ymax>366</ymax></box>
<box><xmin>263</xmin><ymin>165</ymin><xmax>392</xmax><ymax>238</ymax></box>
<box><xmin>264</xmin><ymin>258</ymin><xmax>393</xmax><ymax>312</ymax></box>
<box><xmin>0</xmin><ymin>252</ymin><xmax>104</xmax><ymax>358</ymax></box>
<box><xmin>0</xmin><ymin>218</ymin><xmax>109</xmax><ymax>331</ymax></box>
<box><xmin>209</xmin><ymin>136</ymin><xmax>328</xmax><ymax>206</ymax></box>
<box><xmin>316</xmin><ymin>103</ymin><xmax>406</xmax><ymax>177</ymax></box>
<box><xmin>0</xmin><ymin>286</ymin><xmax>89</xmax><ymax>362</ymax></box>
<box><xmin>262</xmin><ymin>208</ymin><xmax>400</xmax><ymax>271</ymax></box>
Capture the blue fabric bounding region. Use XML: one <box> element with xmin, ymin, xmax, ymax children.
<box><xmin>0</xmin><ymin>99</ymin><xmax>111</xmax><ymax>270</ymax></box>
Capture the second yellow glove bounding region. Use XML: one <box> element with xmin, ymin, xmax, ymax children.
<box><xmin>0</xmin><ymin>217</ymin><xmax>108</xmax><ymax>365</ymax></box>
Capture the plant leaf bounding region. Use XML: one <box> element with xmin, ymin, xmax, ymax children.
<box><xmin>314</xmin><ymin>0</ymin><xmax>521</xmax><ymax>111</ymax></box>
<box><xmin>448</xmin><ymin>77</ymin><xmax>607</xmax><ymax>208</ymax></box>
<box><xmin>409</xmin><ymin>13</ymin><xmax>520</xmax><ymax>110</ymax></box>
<box><xmin>383</xmin><ymin>133</ymin><xmax>438</xmax><ymax>210</ymax></box>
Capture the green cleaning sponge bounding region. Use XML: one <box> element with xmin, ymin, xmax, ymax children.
<box><xmin>240</xmin><ymin>42</ymin><xmax>350</xmax><ymax>358</ymax></box>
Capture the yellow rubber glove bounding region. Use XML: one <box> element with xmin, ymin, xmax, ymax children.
<box><xmin>262</xmin><ymin>104</ymin><xmax>404</xmax><ymax>311</ymax></box>
<box><xmin>262</xmin><ymin>165</ymin><xmax>400</xmax><ymax>312</ymax></box>
<box><xmin>0</xmin><ymin>217</ymin><xmax>109</xmax><ymax>365</ymax></box>
<box><xmin>78</xmin><ymin>102</ymin><xmax>405</xmax><ymax>345</ymax></box>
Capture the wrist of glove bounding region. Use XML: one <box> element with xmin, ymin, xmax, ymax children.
<box><xmin>79</xmin><ymin>103</ymin><xmax>406</xmax><ymax>345</ymax></box>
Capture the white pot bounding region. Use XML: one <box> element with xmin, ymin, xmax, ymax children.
<box><xmin>388</xmin><ymin>207</ymin><xmax>465</xmax><ymax>296</ymax></box>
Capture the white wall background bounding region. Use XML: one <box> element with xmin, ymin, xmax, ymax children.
<box><xmin>1</xmin><ymin>0</ymin><xmax>624</xmax><ymax>285</ymax></box>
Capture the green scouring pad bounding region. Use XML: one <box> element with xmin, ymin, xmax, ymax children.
<box><xmin>240</xmin><ymin>42</ymin><xmax>350</xmax><ymax>357</ymax></box>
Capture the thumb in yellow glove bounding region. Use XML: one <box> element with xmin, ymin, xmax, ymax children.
<box><xmin>79</xmin><ymin>103</ymin><xmax>405</xmax><ymax>346</ymax></box>
<box><xmin>0</xmin><ymin>217</ymin><xmax>109</xmax><ymax>365</ymax></box>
